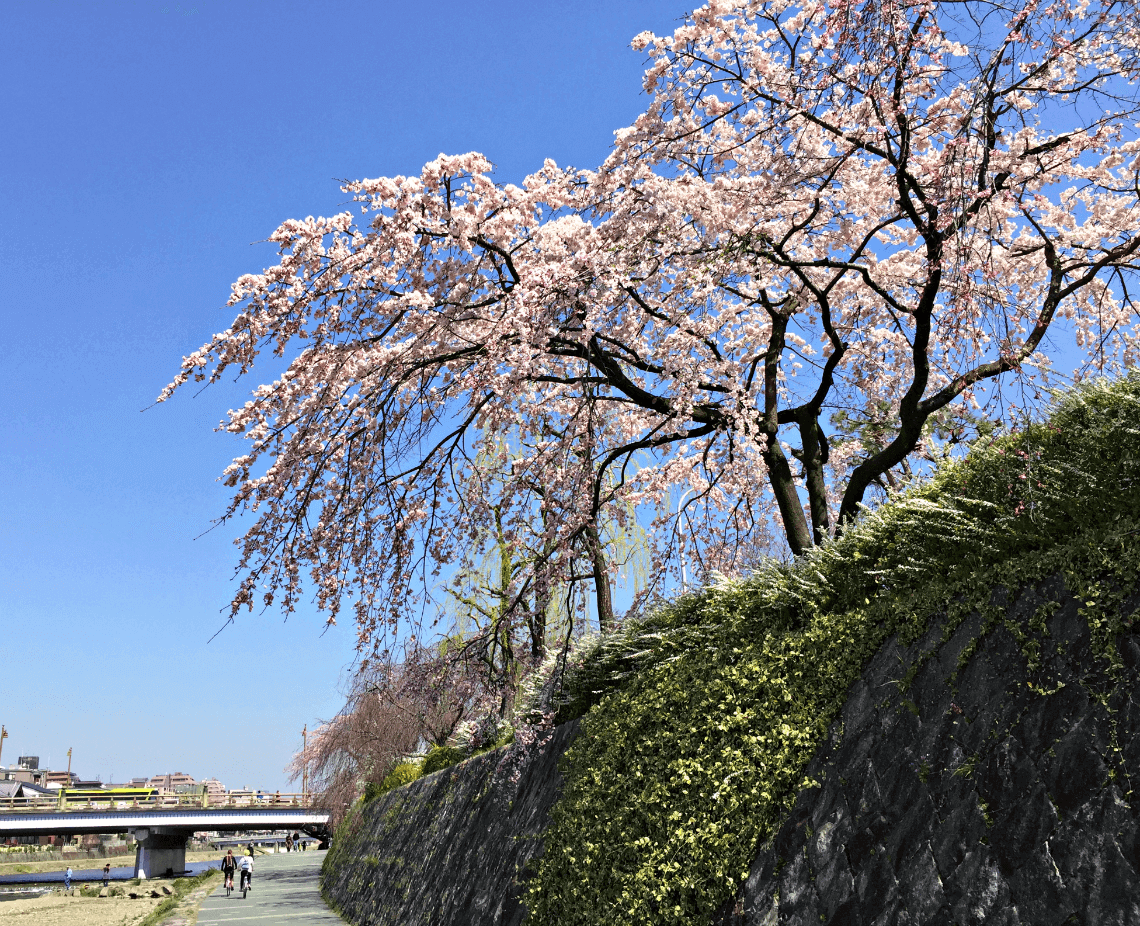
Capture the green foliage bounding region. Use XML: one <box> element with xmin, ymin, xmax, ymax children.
<box><xmin>421</xmin><ymin>746</ymin><xmax>468</xmax><ymax>777</ymax></box>
<box><xmin>365</xmin><ymin>761</ymin><xmax>423</xmax><ymax>803</ymax></box>
<box><xmin>527</xmin><ymin>374</ymin><xmax>1140</xmax><ymax>926</ymax></box>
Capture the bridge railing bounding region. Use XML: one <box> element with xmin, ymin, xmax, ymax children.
<box><xmin>0</xmin><ymin>792</ymin><xmax>316</xmax><ymax>814</ymax></box>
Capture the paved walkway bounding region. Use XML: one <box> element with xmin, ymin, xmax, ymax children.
<box><xmin>196</xmin><ymin>851</ymin><xmax>345</xmax><ymax>926</ymax></box>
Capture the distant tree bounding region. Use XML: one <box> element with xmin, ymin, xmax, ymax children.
<box><xmin>165</xmin><ymin>0</ymin><xmax>1140</xmax><ymax>654</ymax></box>
<box><xmin>287</xmin><ymin>639</ymin><xmax>485</xmax><ymax>825</ymax></box>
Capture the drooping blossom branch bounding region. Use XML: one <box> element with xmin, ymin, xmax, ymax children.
<box><xmin>166</xmin><ymin>0</ymin><xmax>1140</xmax><ymax>656</ymax></box>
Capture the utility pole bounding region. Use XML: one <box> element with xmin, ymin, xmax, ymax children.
<box><xmin>56</xmin><ymin>749</ymin><xmax>73</xmax><ymax>813</ymax></box>
<box><xmin>301</xmin><ymin>725</ymin><xmax>307</xmax><ymax>803</ymax></box>
<box><xmin>0</xmin><ymin>726</ymin><xmax>7</xmax><ymax>768</ymax></box>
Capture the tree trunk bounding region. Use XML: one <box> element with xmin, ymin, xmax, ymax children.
<box><xmin>583</xmin><ymin>521</ymin><xmax>614</xmax><ymax>633</ymax></box>
<box><xmin>530</xmin><ymin>556</ymin><xmax>550</xmax><ymax>663</ymax></box>
<box><xmin>491</xmin><ymin>506</ymin><xmax>516</xmax><ymax>683</ymax></box>
<box><xmin>762</xmin><ymin>311</ymin><xmax>814</xmax><ymax>556</ymax></box>
<box><xmin>798</xmin><ymin>413</ymin><xmax>831</xmax><ymax>545</ymax></box>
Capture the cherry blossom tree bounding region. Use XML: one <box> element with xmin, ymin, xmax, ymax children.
<box><xmin>164</xmin><ymin>0</ymin><xmax>1140</xmax><ymax>654</ymax></box>
<box><xmin>286</xmin><ymin>638</ymin><xmax>488</xmax><ymax>824</ymax></box>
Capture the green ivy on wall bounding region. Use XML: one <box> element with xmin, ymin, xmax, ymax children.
<box><xmin>526</xmin><ymin>374</ymin><xmax>1140</xmax><ymax>926</ymax></box>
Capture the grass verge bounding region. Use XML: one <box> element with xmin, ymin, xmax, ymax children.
<box><xmin>137</xmin><ymin>870</ymin><xmax>221</xmax><ymax>926</ymax></box>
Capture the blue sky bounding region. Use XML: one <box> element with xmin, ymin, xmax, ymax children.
<box><xmin>0</xmin><ymin>0</ymin><xmax>691</xmax><ymax>792</ymax></box>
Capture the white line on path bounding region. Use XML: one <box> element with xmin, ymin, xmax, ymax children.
<box><xmin>199</xmin><ymin>913</ymin><xmax>324</xmax><ymax>924</ymax></box>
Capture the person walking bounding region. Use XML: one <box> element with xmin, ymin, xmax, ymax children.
<box><xmin>284</xmin><ymin>834</ymin><xmax>293</xmax><ymax>853</ymax></box>
<box><xmin>64</xmin><ymin>866</ymin><xmax>72</xmax><ymax>891</ymax></box>
<box><xmin>102</xmin><ymin>863</ymin><xmax>110</xmax><ymax>887</ymax></box>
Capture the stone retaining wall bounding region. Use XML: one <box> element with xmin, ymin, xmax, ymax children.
<box><xmin>321</xmin><ymin>570</ymin><xmax>1140</xmax><ymax>926</ymax></box>
<box><xmin>725</xmin><ymin>573</ymin><xmax>1140</xmax><ymax>925</ymax></box>
<box><xmin>320</xmin><ymin>719</ymin><xmax>579</xmax><ymax>926</ymax></box>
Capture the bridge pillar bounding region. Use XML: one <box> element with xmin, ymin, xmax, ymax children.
<box><xmin>133</xmin><ymin>827</ymin><xmax>188</xmax><ymax>879</ymax></box>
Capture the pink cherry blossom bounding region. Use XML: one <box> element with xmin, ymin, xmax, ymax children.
<box><xmin>164</xmin><ymin>0</ymin><xmax>1140</xmax><ymax>658</ymax></box>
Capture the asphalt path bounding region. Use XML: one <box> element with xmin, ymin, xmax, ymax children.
<box><xmin>197</xmin><ymin>850</ymin><xmax>345</xmax><ymax>925</ymax></box>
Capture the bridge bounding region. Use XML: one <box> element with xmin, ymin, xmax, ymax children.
<box><xmin>0</xmin><ymin>793</ymin><xmax>330</xmax><ymax>879</ymax></box>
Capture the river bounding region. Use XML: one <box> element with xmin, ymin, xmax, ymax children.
<box><xmin>0</xmin><ymin>859</ymin><xmax>222</xmax><ymax>901</ymax></box>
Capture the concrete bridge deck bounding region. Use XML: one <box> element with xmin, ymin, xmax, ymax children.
<box><xmin>0</xmin><ymin>807</ymin><xmax>329</xmax><ymax>836</ymax></box>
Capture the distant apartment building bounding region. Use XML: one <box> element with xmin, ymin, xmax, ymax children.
<box><xmin>3</xmin><ymin>758</ymin><xmax>89</xmax><ymax>790</ymax></box>
<box><xmin>200</xmin><ymin>777</ymin><xmax>226</xmax><ymax>801</ymax></box>
<box><xmin>3</xmin><ymin>762</ymin><xmax>234</xmax><ymax>801</ymax></box>
<box><xmin>1</xmin><ymin>757</ymin><xmax>46</xmax><ymax>787</ymax></box>
<box><xmin>147</xmin><ymin>772</ymin><xmax>196</xmax><ymax>794</ymax></box>
<box><xmin>1</xmin><ymin>768</ymin><xmax>44</xmax><ymax>786</ymax></box>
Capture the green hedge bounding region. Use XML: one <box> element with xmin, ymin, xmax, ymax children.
<box><xmin>527</xmin><ymin>374</ymin><xmax>1140</xmax><ymax>925</ymax></box>
<box><xmin>363</xmin><ymin>761</ymin><xmax>423</xmax><ymax>804</ymax></box>
<box><xmin>421</xmin><ymin>746</ymin><xmax>468</xmax><ymax>777</ymax></box>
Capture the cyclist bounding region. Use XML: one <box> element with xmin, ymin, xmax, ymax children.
<box><xmin>238</xmin><ymin>851</ymin><xmax>254</xmax><ymax>892</ymax></box>
<box><xmin>221</xmin><ymin>850</ymin><xmax>237</xmax><ymax>892</ymax></box>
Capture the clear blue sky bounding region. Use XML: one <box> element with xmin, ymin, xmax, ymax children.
<box><xmin>0</xmin><ymin>0</ymin><xmax>690</xmax><ymax>792</ymax></box>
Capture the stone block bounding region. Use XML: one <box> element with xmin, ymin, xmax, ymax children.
<box><xmin>940</xmin><ymin>849</ymin><xmax>1009</xmax><ymax>926</ymax></box>
<box><xmin>1041</xmin><ymin>719</ymin><xmax>1109</xmax><ymax>816</ymax></box>
<box><xmin>898</xmin><ymin>843</ymin><xmax>944</xmax><ymax>924</ymax></box>
<box><xmin>988</xmin><ymin>783</ymin><xmax>1057</xmax><ymax>875</ymax></box>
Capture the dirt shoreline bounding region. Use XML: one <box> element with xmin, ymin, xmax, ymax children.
<box><xmin>0</xmin><ymin>891</ymin><xmax>166</xmax><ymax>926</ymax></box>
<box><xmin>0</xmin><ymin>872</ymin><xmax>222</xmax><ymax>926</ymax></box>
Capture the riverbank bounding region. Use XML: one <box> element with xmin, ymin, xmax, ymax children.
<box><xmin>0</xmin><ymin>871</ymin><xmax>221</xmax><ymax>926</ymax></box>
<box><xmin>0</xmin><ymin>849</ymin><xmax>221</xmax><ymax>877</ymax></box>
<box><xmin>0</xmin><ymin>890</ymin><xmax>169</xmax><ymax>925</ymax></box>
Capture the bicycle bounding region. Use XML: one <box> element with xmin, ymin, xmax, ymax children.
<box><xmin>221</xmin><ymin>850</ymin><xmax>238</xmax><ymax>898</ymax></box>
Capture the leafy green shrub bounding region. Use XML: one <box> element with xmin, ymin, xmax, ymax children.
<box><xmin>364</xmin><ymin>761</ymin><xmax>422</xmax><ymax>803</ymax></box>
<box><xmin>420</xmin><ymin>746</ymin><xmax>468</xmax><ymax>776</ymax></box>
<box><xmin>527</xmin><ymin>374</ymin><xmax>1140</xmax><ymax>926</ymax></box>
